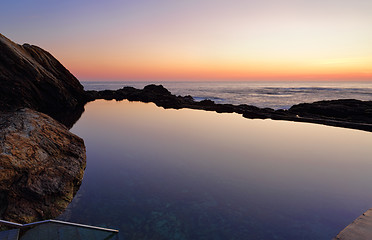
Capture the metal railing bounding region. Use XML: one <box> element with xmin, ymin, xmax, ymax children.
<box><xmin>0</xmin><ymin>219</ymin><xmax>119</xmax><ymax>233</ymax></box>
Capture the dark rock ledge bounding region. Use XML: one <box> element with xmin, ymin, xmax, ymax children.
<box><xmin>86</xmin><ymin>84</ymin><xmax>372</xmax><ymax>133</ymax></box>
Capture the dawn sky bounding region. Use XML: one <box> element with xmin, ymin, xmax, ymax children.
<box><xmin>1</xmin><ymin>0</ymin><xmax>372</xmax><ymax>81</ymax></box>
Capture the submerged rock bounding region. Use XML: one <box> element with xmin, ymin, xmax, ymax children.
<box><xmin>0</xmin><ymin>108</ymin><xmax>86</xmax><ymax>223</ymax></box>
<box><xmin>0</xmin><ymin>33</ymin><xmax>87</xmax><ymax>126</ymax></box>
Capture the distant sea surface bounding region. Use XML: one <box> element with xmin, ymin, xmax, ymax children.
<box><xmin>82</xmin><ymin>81</ymin><xmax>372</xmax><ymax>109</ymax></box>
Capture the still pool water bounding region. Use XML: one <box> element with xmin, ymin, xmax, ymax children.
<box><xmin>59</xmin><ymin>99</ymin><xmax>372</xmax><ymax>240</ymax></box>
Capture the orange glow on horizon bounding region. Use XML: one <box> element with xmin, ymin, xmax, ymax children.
<box><xmin>55</xmin><ymin>36</ymin><xmax>372</xmax><ymax>81</ymax></box>
<box><xmin>4</xmin><ymin>0</ymin><xmax>372</xmax><ymax>82</ymax></box>
<box><xmin>65</xmin><ymin>56</ymin><xmax>372</xmax><ymax>81</ymax></box>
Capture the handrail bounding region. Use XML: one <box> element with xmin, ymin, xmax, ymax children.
<box><xmin>49</xmin><ymin>220</ymin><xmax>119</xmax><ymax>233</ymax></box>
<box><xmin>0</xmin><ymin>219</ymin><xmax>119</xmax><ymax>233</ymax></box>
<box><xmin>0</xmin><ymin>220</ymin><xmax>23</xmax><ymax>228</ymax></box>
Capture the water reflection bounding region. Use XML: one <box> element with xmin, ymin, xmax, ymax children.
<box><xmin>60</xmin><ymin>100</ymin><xmax>372</xmax><ymax>240</ymax></box>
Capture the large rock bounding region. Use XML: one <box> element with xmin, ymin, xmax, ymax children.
<box><xmin>333</xmin><ymin>209</ymin><xmax>372</xmax><ymax>240</ymax></box>
<box><xmin>288</xmin><ymin>99</ymin><xmax>372</xmax><ymax>124</ymax></box>
<box><xmin>0</xmin><ymin>108</ymin><xmax>86</xmax><ymax>223</ymax></box>
<box><xmin>0</xmin><ymin>33</ymin><xmax>87</xmax><ymax>126</ymax></box>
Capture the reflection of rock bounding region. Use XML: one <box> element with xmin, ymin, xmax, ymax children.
<box><xmin>87</xmin><ymin>84</ymin><xmax>372</xmax><ymax>132</ymax></box>
<box><xmin>0</xmin><ymin>33</ymin><xmax>87</xmax><ymax>125</ymax></box>
<box><xmin>0</xmin><ymin>108</ymin><xmax>86</xmax><ymax>223</ymax></box>
<box><xmin>54</xmin><ymin>104</ymin><xmax>85</xmax><ymax>129</ymax></box>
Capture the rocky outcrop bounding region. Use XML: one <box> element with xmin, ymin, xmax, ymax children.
<box><xmin>0</xmin><ymin>34</ymin><xmax>87</xmax><ymax>224</ymax></box>
<box><xmin>333</xmin><ymin>208</ymin><xmax>372</xmax><ymax>240</ymax></box>
<box><xmin>0</xmin><ymin>33</ymin><xmax>87</xmax><ymax>126</ymax></box>
<box><xmin>86</xmin><ymin>84</ymin><xmax>194</xmax><ymax>109</ymax></box>
<box><xmin>0</xmin><ymin>108</ymin><xmax>86</xmax><ymax>223</ymax></box>
<box><xmin>288</xmin><ymin>99</ymin><xmax>372</xmax><ymax>124</ymax></box>
<box><xmin>87</xmin><ymin>84</ymin><xmax>372</xmax><ymax>132</ymax></box>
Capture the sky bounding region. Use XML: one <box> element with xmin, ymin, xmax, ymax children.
<box><xmin>1</xmin><ymin>0</ymin><xmax>372</xmax><ymax>81</ymax></box>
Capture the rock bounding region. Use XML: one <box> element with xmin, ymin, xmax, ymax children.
<box><xmin>333</xmin><ymin>208</ymin><xmax>372</xmax><ymax>240</ymax></box>
<box><xmin>143</xmin><ymin>84</ymin><xmax>171</xmax><ymax>95</ymax></box>
<box><xmin>288</xmin><ymin>99</ymin><xmax>372</xmax><ymax>124</ymax></box>
<box><xmin>0</xmin><ymin>108</ymin><xmax>86</xmax><ymax>223</ymax></box>
<box><xmin>0</xmin><ymin>33</ymin><xmax>87</xmax><ymax>126</ymax></box>
<box><xmin>87</xmin><ymin>84</ymin><xmax>187</xmax><ymax>109</ymax></box>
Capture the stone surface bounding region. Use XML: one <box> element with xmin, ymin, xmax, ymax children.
<box><xmin>87</xmin><ymin>84</ymin><xmax>372</xmax><ymax>133</ymax></box>
<box><xmin>0</xmin><ymin>33</ymin><xmax>87</xmax><ymax>126</ymax></box>
<box><xmin>288</xmin><ymin>99</ymin><xmax>372</xmax><ymax>124</ymax></box>
<box><xmin>333</xmin><ymin>209</ymin><xmax>372</xmax><ymax>240</ymax></box>
<box><xmin>0</xmin><ymin>108</ymin><xmax>86</xmax><ymax>223</ymax></box>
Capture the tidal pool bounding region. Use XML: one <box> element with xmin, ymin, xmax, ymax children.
<box><xmin>59</xmin><ymin>100</ymin><xmax>372</xmax><ymax>240</ymax></box>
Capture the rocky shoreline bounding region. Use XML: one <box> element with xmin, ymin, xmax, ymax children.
<box><xmin>333</xmin><ymin>208</ymin><xmax>372</xmax><ymax>240</ymax></box>
<box><xmin>1</xmin><ymin>32</ymin><xmax>372</xmax><ymax>238</ymax></box>
<box><xmin>86</xmin><ymin>84</ymin><xmax>372</xmax><ymax>133</ymax></box>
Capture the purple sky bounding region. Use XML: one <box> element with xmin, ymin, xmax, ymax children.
<box><xmin>2</xmin><ymin>0</ymin><xmax>372</xmax><ymax>81</ymax></box>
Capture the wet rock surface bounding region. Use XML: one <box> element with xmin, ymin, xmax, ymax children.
<box><xmin>87</xmin><ymin>84</ymin><xmax>372</xmax><ymax>132</ymax></box>
<box><xmin>0</xmin><ymin>108</ymin><xmax>86</xmax><ymax>223</ymax></box>
<box><xmin>0</xmin><ymin>33</ymin><xmax>87</xmax><ymax>126</ymax></box>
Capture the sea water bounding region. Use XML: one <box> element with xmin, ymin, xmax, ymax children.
<box><xmin>58</xmin><ymin>99</ymin><xmax>372</xmax><ymax>240</ymax></box>
<box><xmin>82</xmin><ymin>81</ymin><xmax>372</xmax><ymax>109</ymax></box>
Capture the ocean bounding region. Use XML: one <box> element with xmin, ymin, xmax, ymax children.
<box><xmin>82</xmin><ymin>81</ymin><xmax>372</xmax><ymax>109</ymax></box>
